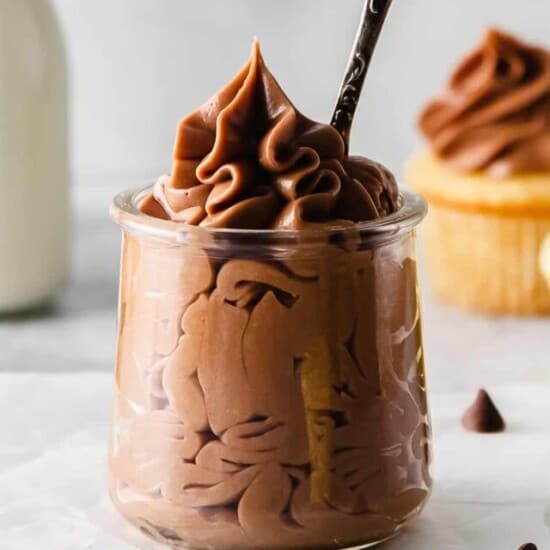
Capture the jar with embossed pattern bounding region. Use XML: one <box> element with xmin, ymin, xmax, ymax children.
<box><xmin>109</xmin><ymin>184</ymin><xmax>431</xmax><ymax>550</ymax></box>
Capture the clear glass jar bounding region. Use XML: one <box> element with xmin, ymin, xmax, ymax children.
<box><xmin>109</xmin><ymin>185</ymin><xmax>431</xmax><ymax>550</ymax></box>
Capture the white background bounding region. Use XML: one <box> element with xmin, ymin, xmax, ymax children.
<box><xmin>51</xmin><ymin>0</ymin><xmax>550</xmax><ymax>187</ymax></box>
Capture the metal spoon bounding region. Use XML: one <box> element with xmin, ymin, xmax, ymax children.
<box><xmin>331</xmin><ymin>0</ymin><xmax>394</xmax><ymax>153</ymax></box>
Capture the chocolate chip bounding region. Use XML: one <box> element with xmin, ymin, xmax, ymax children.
<box><xmin>518</xmin><ymin>544</ymin><xmax>537</xmax><ymax>550</ymax></box>
<box><xmin>461</xmin><ymin>389</ymin><xmax>505</xmax><ymax>433</ymax></box>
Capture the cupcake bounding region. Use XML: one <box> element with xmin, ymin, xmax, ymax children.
<box><xmin>406</xmin><ymin>29</ymin><xmax>550</xmax><ymax>315</ymax></box>
<box><xmin>539</xmin><ymin>234</ymin><xmax>550</xmax><ymax>291</ymax></box>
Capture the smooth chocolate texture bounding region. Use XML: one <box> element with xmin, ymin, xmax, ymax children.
<box><xmin>461</xmin><ymin>389</ymin><xmax>506</xmax><ymax>433</ymax></box>
<box><xmin>420</xmin><ymin>29</ymin><xmax>550</xmax><ymax>176</ymax></box>
<box><xmin>140</xmin><ymin>41</ymin><xmax>398</xmax><ymax>229</ymax></box>
<box><xmin>109</xmin><ymin>233</ymin><xmax>431</xmax><ymax>549</ymax></box>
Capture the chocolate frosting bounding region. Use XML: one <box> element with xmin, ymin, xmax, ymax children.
<box><xmin>140</xmin><ymin>41</ymin><xmax>398</xmax><ymax>229</ymax></box>
<box><xmin>111</xmin><ymin>39</ymin><xmax>429</xmax><ymax>550</ymax></box>
<box><xmin>109</xmin><ymin>234</ymin><xmax>431</xmax><ymax>549</ymax></box>
<box><xmin>419</xmin><ymin>29</ymin><xmax>550</xmax><ymax>176</ymax></box>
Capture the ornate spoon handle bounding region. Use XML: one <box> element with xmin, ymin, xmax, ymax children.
<box><xmin>331</xmin><ymin>0</ymin><xmax>394</xmax><ymax>152</ymax></box>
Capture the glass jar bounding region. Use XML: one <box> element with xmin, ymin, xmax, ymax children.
<box><xmin>109</xmin><ymin>185</ymin><xmax>431</xmax><ymax>550</ymax></box>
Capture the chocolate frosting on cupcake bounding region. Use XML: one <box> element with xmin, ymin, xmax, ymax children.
<box><xmin>140</xmin><ymin>41</ymin><xmax>398</xmax><ymax>229</ymax></box>
<box><xmin>419</xmin><ymin>29</ymin><xmax>550</xmax><ymax>177</ymax></box>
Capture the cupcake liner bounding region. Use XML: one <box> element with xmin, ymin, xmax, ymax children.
<box><xmin>422</xmin><ymin>205</ymin><xmax>550</xmax><ymax>315</ymax></box>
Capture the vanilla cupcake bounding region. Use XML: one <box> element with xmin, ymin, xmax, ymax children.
<box><xmin>539</xmin><ymin>234</ymin><xmax>550</xmax><ymax>292</ymax></box>
<box><xmin>406</xmin><ymin>28</ymin><xmax>550</xmax><ymax>315</ymax></box>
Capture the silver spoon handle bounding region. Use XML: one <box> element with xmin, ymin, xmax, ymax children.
<box><xmin>331</xmin><ymin>0</ymin><xmax>394</xmax><ymax>152</ymax></box>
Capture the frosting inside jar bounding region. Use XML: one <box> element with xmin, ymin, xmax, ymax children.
<box><xmin>419</xmin><ymin>29</ymin><xmax>550</xmax><ymax>177</ymax></box>
<box><xmin>140</xmin><ymin>41</ymin><xmax>398</xmax><ymax>229</ymax></box>
<box><xmin>110</xmin><ymin>232</ymin><xmax>430</xmax><ymax>549</ymax></box>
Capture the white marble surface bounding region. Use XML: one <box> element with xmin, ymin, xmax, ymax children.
<box><xmin>1</xmin><ymin>186</ymin><xmax>550</xmax><ymax>549</ymax></box>
<box><xmin>1</xmin><ymin>373</ymin><xmax>549</xmax><ymax>550</ymax></box>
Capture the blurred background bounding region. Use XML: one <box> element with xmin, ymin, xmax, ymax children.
<box><xmin>53</xmin><ymin>0</ymin><xmax>550</xmax><ymax>185</ymax></box>
<box><xmin>2</xmin><ymin>0</ymin><xmax>550</xmax><ymax>386</ymax></box>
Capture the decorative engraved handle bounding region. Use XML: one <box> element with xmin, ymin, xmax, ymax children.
<box><xmin>331</xmin><ymin>0</ymin><xmax>394</xmax><ymax>152</ymax></box>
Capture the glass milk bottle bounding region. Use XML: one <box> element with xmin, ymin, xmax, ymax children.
<box><xmin>0</xmin><ymin>0</ymin><xmax>69</xmax><ymax>313</ymax></box>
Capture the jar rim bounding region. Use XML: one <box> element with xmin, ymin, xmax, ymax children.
<box><xmin>110</xmin><ymin>184</ymin><xmax>427</xmax><ymax>245</ymax></box>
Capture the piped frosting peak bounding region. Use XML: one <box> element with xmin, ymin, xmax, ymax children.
<box><xmin>419</xmin><ymin>29</ymin><xmax>550</xmax><ymax>177</ymax></box>
<box><xmin>140</xmin><ymin>41</ymin><xmax>398</xmax><ymax>229</ymax></box>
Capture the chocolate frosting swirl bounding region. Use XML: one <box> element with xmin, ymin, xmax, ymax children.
<box><xmin>419</xmin><ymin>29</ymin><xmax>550</xmax><ymax>176</ymax></box>
<box><xmin>140</xmin><ymin>41</ymin><xmax>398</xmax><ymax>229</ymax></box>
